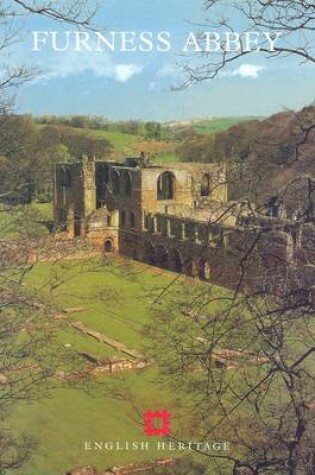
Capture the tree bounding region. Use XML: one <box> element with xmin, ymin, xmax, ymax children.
<box><xmin>39</xmin><ymin>125</ymin><xmax>114</xmax><ymax>160</ymax></box>
<box><xmin>178</xmin><ymin>133</ymin><xmax>216</xmax><ymax>163</ymax></box>
<box><xmin>0</xmin><ymin>115</ymin><xmax>40</xmax><ymax>203</ymax></box>
<box><xmin>0</xmin><ymin>2</ymin><xmax>98</xmax><ymax>472</ymax></box>
<box><xmin>145</xmin><ymin>121</ymin><xmax>162</xmax><ymax>140</ymax></box>
<box><xmin>143</xmin><ymin>4</ymin><xmax>315</xmax><ymax>457</ymax></box>
<box><xmin>146</xmin><ymin>212</ymin><xmax>315</xmax><ymax>474</ymax></box>
<box><xmin>184</xmin><ymin>0</ymin><xmax>315</xmax><ymax>82</ymax></box>
<box><xmin>176</xmin><ymin>106</ymin><xmax>315</xmax><ymax>204</ymax></box>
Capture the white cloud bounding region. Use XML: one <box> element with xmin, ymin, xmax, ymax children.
<box><xmin>225</xmin><ymin>64</ymin><xmax>265</xmax><ymax>79</ymax></box>
<box><xmin>113</xmin><ymin>64</ymin><xmax>143</xmax><ymax>82</ymax></box>
<box><xmin>28</xmin><ymin>49</ymin><xmax>143</xmax><ymax>84</ymax></box>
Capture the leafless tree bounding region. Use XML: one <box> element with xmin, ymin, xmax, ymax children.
<box><xmin>0</xmin><ymin>2</ymin><xmax>99</xmax><ymax>473</ymax></box>
<box><xmin>143</xmin><ymin>169</ymin><xmax>315</xmax><ymax>475</ymax></box>
<box><xmin>0</xmin><ymin>1</ymin><xmax>97</xmax><ymax>109</ymax></box>
<box><xmin>182</xmin><ymin>0</ymin><xmax>315</xmax><ymax>83</ymax></box>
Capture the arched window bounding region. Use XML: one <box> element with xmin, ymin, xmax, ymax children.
<box><xmin>130</xmin><ymin>212</ymin><xmax>135</xmax><ymax>228</ymax></box>
<box><xmin>120</xmin><ymin>210</ymin><xmax>126</xmax><ymax>227</ymax></box>
<box><xmin>112</xmin><ymin>170</ymin><xmax>120</xmax><ymax>194</ymax></box>
<box><xmin>125</xmin><ymin>172</ymin><xmax>132</xmax><ymax>196</ymax></box>
<box><xmin>60</xmin><ymin>166</ymin><xmax>71</xmax><ymax>187</ymax></box>
<box><xmin>201</xmin><ymin>174</ymin><xmax>211</xmax><ymax>197</ymax></box>
<box><xmin>104</xmin><ymin>239</ymin><xmax>114</xmax><ymax>252</ymax></box>
<box><xmin>157</xmin><ymin>172</ymin><xmax>175</xmax><ymax>200</ymax></box>
<box><xmin>144</xmin><ymin>214</ymin><xmax>151</xmax><ymax>230</ymax></box>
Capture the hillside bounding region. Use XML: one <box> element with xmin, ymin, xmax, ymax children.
<box><xmin>82</xmin><ymin>128</ymin><xmax>140</xmax><ymax>158</ymax></box>
<box><xmin>178</xmin><ymin>106</ymin><xmax>315</xmax><ymax>204</ymax></box>
<box><xmin>36</xmin><ymin>116</ymin><xmax>259</xmax><ymax>163</ymax></box>
<box><xmin>165</xmin><ymin>116</ymin><xmax>262</xmax><ymax>135</ymax></box>
<box><xmin>193</xmin><ymin>116</ymin><xmax>263</xmax><ymax>134</ymax></box>
<box><xmin>36</xmin><ymin>124</ymin><xmax>140</xmax><ymax>160</ymax></box>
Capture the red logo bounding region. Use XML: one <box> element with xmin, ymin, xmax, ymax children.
<box><xmin>144</xmin><ymin>410</ymin><xmax>171</xmax><ymax>437</ymax></box>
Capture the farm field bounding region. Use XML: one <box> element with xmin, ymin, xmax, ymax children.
<box><xmin>10</xmin><ymin>257</ymin><xmax>229</xmax><ymax>475</ymax></box>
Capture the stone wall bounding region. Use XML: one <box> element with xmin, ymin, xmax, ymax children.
<box><xmin>53</xmin><ymin>157</ymin><xmax>315</xmax><ymax>301</ymax></box>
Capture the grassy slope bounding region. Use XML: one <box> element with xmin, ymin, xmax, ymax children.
<box><xmin>85</xmin><ymin>129</ymin><xmax>140</xmax><ymax>159</ymax></box>
<box><xmin>13</xmin><ymin>370</ymin><xmax>181</xmax><ymax>475</ymax></box>
<box><xmin>11</xmin><ymin>258</ymin><xmax>227</xmax><ymax>475</ymax></box>
<box><xmin>193</xmin><ymin>117</ymin><xmax>263</xmax><ymax>135</ymax></box>
<box><xmin>37</xmin><ymin>117</ymin><xmax>260</xmax><ymax>165</ymax></box>
<box><xmin>36</xmin><ymin>123</ymin><xmax>140</xmax><ymax>160</ymax></box>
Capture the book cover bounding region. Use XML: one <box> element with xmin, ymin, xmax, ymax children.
<box><xmin>1</xmin><ymin>1</ymin><xmax>314</xmax><ymax>475</ymax></box>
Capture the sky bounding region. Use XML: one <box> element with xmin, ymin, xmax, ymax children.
<box><xmin>10</xmin><ymin>0</ymin><xmax>315</xmax><ymax>121</ymax></box>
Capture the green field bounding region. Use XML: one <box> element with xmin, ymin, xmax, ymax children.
<box><xmin>86</xmin><ymin>129</ymin><xmax>140</xmax><ymax>159</ymax></box>
<box><xmin>193</xmin><ymin>116</ymin><xmax>263</xmax><ymax>135</ymax></box>
<box><xmin>36</xmin><ymin>123</ymin><xmax>140</xmax><ymax>160</ymax></box>
<box><xmin>10</xmin><ymin>258</ymin><xmax>228</xmax><ymax>475</ymax></box>
<box><xmin>36</xmin><ymin>117</ymin><xmax>262</xmax><ymax>165</ymax></box>
<box><xmin>67</xmin><ymin>128</ymin><xmax>182</xmax><ymax>164</ymax></box>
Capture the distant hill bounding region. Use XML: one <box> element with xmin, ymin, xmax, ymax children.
<box><xmin>165</xmin><ymin>117</ymin><xmax>263</xmax><ymax>135</ymax></box>
<box><xmin>193</xmin><ymin>117</ymin><xmax>264</xmax><ymax>135</ymax></box>
<box><xmin>36</xmin><ymin>116</ymin><xmax>263</xmax><ymax>164</ymax></box>
<box><xmin>36</xmin><ymin>124</ymin><xmax>140</xmax><ymax>160</ymax></box>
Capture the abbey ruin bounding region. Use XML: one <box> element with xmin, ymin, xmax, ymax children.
<box><xmin>53</xmin><ymin>155</ymin><xmax>315</xmax><ymax>301</ymax></box>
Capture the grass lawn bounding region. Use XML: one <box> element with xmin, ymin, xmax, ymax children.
<box><xmin>12</xmin><ymin>368</ymin><xmax>200</xmax><ymax>475</ymax></box>
<box><xmin>25</xmin><ymin>257</ymin><xmax>186</xmax><ymax>352</ymax></box>
<box><xmin>10</xmin><ymin>258</ymin><xmax>227</xmax><ymax>474</ymax></box>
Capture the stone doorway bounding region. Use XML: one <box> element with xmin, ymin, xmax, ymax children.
<box><xmin>104</xmin><ymin>239</ymin><xmax>114</xmax><ymax>253</ymax></box>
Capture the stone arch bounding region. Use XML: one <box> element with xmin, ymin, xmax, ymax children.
<box><xmin>169</xmin><ymin>248</ymin><xmax>183</xmax><ymax>273</ymax></box>
<box><xmin>104</xmin><ymin>239</ymin><xmax>114</xmax><ymax>253</ymax></box>
<box><xmin>200</xmin><ymin>174</ymin><xmax>211</xmax><ymax>197</ymax></box>
<box><xmin>157</xmin><ymin>171</ymin><xmax>176</xmax><ymax>200</ymax></box>
<box><xmin>60</xmin><ymin>165</ymin><xmax>71</xmax><ymax>188</ymax></box>
<box><xmin>144</xmin><ymin>214</ymin><xmax>151</xmax><ymax>230</ymax></box>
